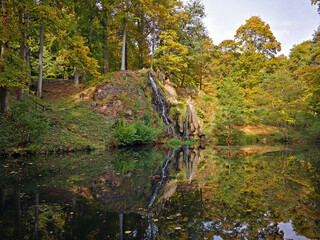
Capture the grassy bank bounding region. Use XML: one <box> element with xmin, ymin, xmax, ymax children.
<box><xmin>0</xmin><ymin>96</ymin><xmax>112</xmax><ymax>156</ymax></box>
<box><xmin>0</xmin><ymin>71</ymin><xmax>165</xmax><ymax>156</ymax></box>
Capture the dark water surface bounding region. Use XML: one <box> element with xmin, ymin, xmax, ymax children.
<box><xmin>0</xmin><ymin>144</ymin><xmax>319</xmax><ymax>239</ymax></box>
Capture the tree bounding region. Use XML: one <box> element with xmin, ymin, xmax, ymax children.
<box><xmin>179</xmin><ymin>0</ymin><xmax>213</xmax><ymax>89</ymax></box>
<box><xmin>311</xmin><ymin>0</ymin><xmax>320</xmax><ymax>13</ymax></box>
<box><xmin>214</xmin><ymin>78</ymin><xmax>246</xmax><ymax>145</ymax></box>
<box><xmin>0</xmin><ymin>0</ymin><xmax>28</xmax><ymax>112</ymax></box>
<box><xmin>232</xmin><ymin>51</ymin><xmax>265</xmax><ymax>90</ymax></box>
<box><xmin>120</xmin><ymin>0</ymin><xmax>129</xmax><ymax>71</ymax></box>
<box><xmin>235</xmin><ymin>16</ymin><xmax>281</xmax><ymax>58</ymax></box>
<box><xmin>154</xmin><ymin>30</ymin><xmax>188</xmax><ymax>85</ymax></box>
<box><xmin>59</xmin><ymin>34</ymin><xmax>100</xmax><ymax>84</ymax></box>
<box><xmin>259</xmin><ymin>70</ymin><xmax>305</xmax><ymax>140</ymax></box>
<box><xmin>289</xmin><ymin>41</ymin><xmax>313</xmax><ymax>67</ymax></box>
<box><xmin>99</xmin><ymin>0</ymin><xmax>113</xmax><ymax>74</ymax></box>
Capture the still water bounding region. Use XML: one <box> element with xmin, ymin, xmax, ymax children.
<box><xmin>0</xmin><ymin>145</ymin><xmax>319</xmax><ymax>239</ymax></box>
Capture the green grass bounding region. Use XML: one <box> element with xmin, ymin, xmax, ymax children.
<box><xmin>1</xmin><ymin>71</ymin><xmax>169</xmax><ymax>156</ymax></box>
<box><xmin>0</xmin><ymin>96</ymin><xmax>114</xmax><ymax>156</ymax></box>
<box><xmin>38</xmin><ymin>99</ymin><xmax>114</xmax><ymax>153</ymax></box>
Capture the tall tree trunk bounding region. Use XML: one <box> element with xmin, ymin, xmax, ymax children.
<box><xmin>26</xmin><ymin>42</ymin><xmax>31</xmax><ymax>82</ymax></box>
<box><xmin>37</xmin><ymin>23</ymin><xmax>45</xmax><ymax>98</ymax></box>
<box><xmin>100</xmin><ymin>4</ymin><xmax>110</xmax><ymax>74</ymax></box>
<box><xmin>25</xmin><ymin>12</ymin><xmax>31</xmax><ymax>83</ymax></box>
<box><xmin>74</xmin><ymin>66</ymin><xmax>79</xmax><ymax>86</ymax></box>
<box><xmin>81</xmin><ymin>70</ymin><xmax>86</xmax><ymax>83</ymax></box>
<box><xmin>0</xmin><ymin>86</ymin><xmax>9</xmax><ymax>113</ymax></box>
<box><xmin>121</xmin><ymin>17</ymin><xmax>127</xmax><ymax>71</ymax></box>
<box><xmin>0</xmin><ymin>42</ymin><xmax>9</xmax><ymax>113</ymax></box>
<box><xmin>137</xmin><ymin>12</ymin><xmax>144</xmax><ymax>69</ymax></box>
<box><xmin>17</xmin><ymin>11</ymin><xmax>27</xmax><ymax>101</ymax></box>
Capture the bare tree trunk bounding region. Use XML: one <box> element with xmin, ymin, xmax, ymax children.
<box><xmin>0</xmin><ymin>42</ymin><xmax>9</xmax><ymax>113</ymax></box>
<box><xmin>37</xmin><ymin>23</ymin><xmax>45</xmax><ymax>98</ymax></box>
<box><xmin>25</xmin><ymin>12</ymin><xmax>31</xmax><ymax>83</ymax></box>
<box><xmin>181</xmin><ymin>74</ymin><xmax>185</xmax><ymax>87</ymax></box>
<box><xmin>121</xmin><ymin>17</ymin><xmax>127</xmax><ymax>71</ymax></box>
<box><xmin>137</xmin><ymin>11</ymin><xmax>144</xmax><ymax>69</ymax></box>
<box><xmin>100</xmin><ymin>4</ymin><xmax>110</xmax><ymax>74</ymax></box>
<box><xmin>17</xmin><ymin>11</ymin><xmax>27</xmax><ymax>101</ymax></box>
<box><xmin>0</xmin><ymin>86</ymin><xmax>9</xmax><ymax>113</ymax></box>
<box><xmin>81</xmin><ymin>70</ymin><xmax>86</xmax><ymax>83</ymax></box>
<box><xmin>74</xmin><ymin>66</ymin><xmax>79</xmax><ymax>86</ymax></box>
<box><xmin>26</xmin><ymin>42</ymin><xmax>31</xmax><ymax>82</ymax></box>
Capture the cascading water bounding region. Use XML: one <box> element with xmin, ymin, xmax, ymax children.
<box><xmin>148</xmin><ymin>73</ymin><xmax>175</xmax><ymax>135</ymax></box>
<box><xmin>184</xmin><ymin>105</ymin><xmax>190</xmax><ymax>141</ymax></box>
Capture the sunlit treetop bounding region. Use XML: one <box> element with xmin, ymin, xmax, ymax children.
<box><xmin>234</xmin><ymin>16</ymin><xmax>281</xmax><ymax>58</ymax></box>
<box><xmin>219</xmin><ymin>39</ymin><xmax>240</xmax><ymax>53</ymax></box>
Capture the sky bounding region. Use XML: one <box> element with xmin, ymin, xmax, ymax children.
<box><xmin>200</xmin><ymin>0</ymin><xmax>320</xmax><ymax>56</ymax></box>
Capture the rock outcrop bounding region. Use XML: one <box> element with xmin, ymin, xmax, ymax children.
<box><xmin>149</xmin><ymin>71</ymin><xmax>206</xmax><ymax>141</ymax></box>
<box><xmin>170</xmin><ymin>104</ymin><xmax>206</xmax><ymax>141</ymax></box>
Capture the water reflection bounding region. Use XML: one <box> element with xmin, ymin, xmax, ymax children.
<box><xmin>0</xmin><ymin>145</ymin><xmax>319</xmax><ymax>239</ymax></box>
<box><xmin>154</xmin><ymin>145</ymin><xmax>320</xmax><ymax>239</ymax></box>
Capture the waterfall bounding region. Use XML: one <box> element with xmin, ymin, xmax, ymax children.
<box><xmin>184</xmin><ymin>105</ymin><xmax>190</xmax><ymax>140</ymax></box>
<box><xmin>147</xmin><ymin>150</ymin><xmax>175</xmax><ymax>209</ymax></box>
<box><xmin>148</xmin><ymin>73</ymin><xmax>174</xmax><ymax>135</ymax></box>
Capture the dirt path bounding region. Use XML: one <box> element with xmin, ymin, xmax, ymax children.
<box><xmin>43</xmin><ymin>81</ymin><xmax>82</xmax><ymax>101</ymax></box>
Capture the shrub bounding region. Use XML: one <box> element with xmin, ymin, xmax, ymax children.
<box><xmin>113</xmin><ymin>119</ymin><xmax>156</xmax><ymax>146</ymax></box>
<box><xmin>114</xmin><ymin>119</ymin><xmax>137</xmax><ymax>146</ymax></box>
<box><xmin>135</xmin><ymin>120</ymin><xmax>156</xmax><ymax>144</ymax></box>
<box><xmin>10</xmin><ymin>99</ymin><xmax>50</xmax><ymax>146</ymax></box>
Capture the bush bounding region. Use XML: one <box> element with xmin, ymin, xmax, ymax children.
<box><xmin>113</xmin><ymin>119</ymin><xmax>156</xmax><ymax>146</ymax></box>
<box><xmin>10</xmin><ymin>99</ymin><xmax>50</xmax><ymax>146</ymax></box>
<box><xmin>114</xmin><ymin>119</ymin><xmax>137</xmax><ymax>146</ymax></box>
<box><xmin>135</xmin><ymin>120</ymin><xmax>156</xmax><ymax>144</ymax></box>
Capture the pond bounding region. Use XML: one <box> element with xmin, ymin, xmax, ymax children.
<box><xmin>0</xmin><ymin>144</ymin><xmax>319</xmax><ymax>239</ymax></box>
